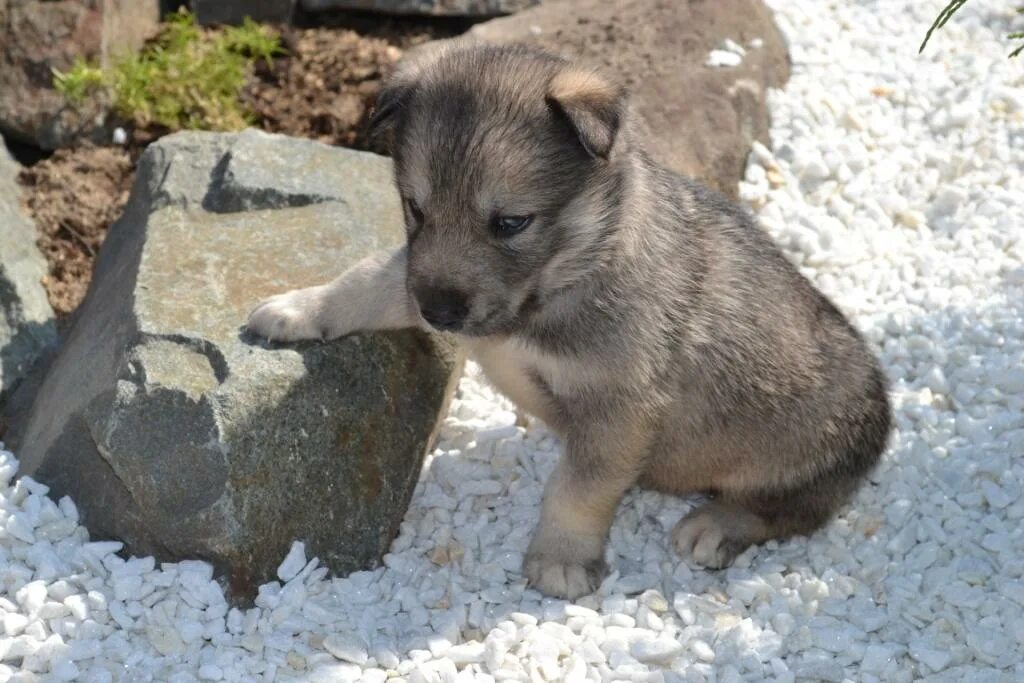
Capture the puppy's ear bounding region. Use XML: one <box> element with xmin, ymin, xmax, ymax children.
<box><xmin>368</xmin><ymin>39</ymin><xmax>467</xmax><ymax>144</ymax></box>
<box><xmin>546</xmin><ymin>68</ymin><xmax>624</xmax><ymax>160</ymax></box>
<box><xmin>367</xmin><ymin>82</ymin><xmax>412</xmax><ymax>142</ymax></box>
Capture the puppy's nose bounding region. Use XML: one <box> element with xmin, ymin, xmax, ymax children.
<box><xmin>416</xmin><ymin>288</ymin><xmax>469</xmax><ymax>332</ymax></box>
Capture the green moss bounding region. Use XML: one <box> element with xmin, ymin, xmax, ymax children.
<box><xmin>52</xmin><ymin>60</ymin><xmax>106</xmax><ymax>105</ymax></box>
<box><xmin>53</xmin><ymin>9</ymin><xmax>284</xmax><ymax>133</ymax></box>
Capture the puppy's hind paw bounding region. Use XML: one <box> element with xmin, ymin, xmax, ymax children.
<box><xmin>672</xmin><ymin>502</ymin><xmax>764</xmax><ymax>569</ymax></box>
<box><xmin>246</xmin><ymin>287</ymin><xmax>327</xmax><ymax>343</ymax></box>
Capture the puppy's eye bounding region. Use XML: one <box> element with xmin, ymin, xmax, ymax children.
<box><xmin>491</xmin><ymin>215</ymin><xmax>533</xmax><ymax>237</ymax></box>
<box><xmin>404</xmin><ymin>198</ymin><xmax>424</xmax><ymax>226</ymax></box>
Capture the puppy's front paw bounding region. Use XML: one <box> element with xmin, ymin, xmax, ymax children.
<box><xmin>523</xmin><ymin>530</ymin><xmax>606</xmax><ymax>599</ymax></box>
<box><xmin>247</xmin><ymin>287</ymin><xmax>326</xmax><ymax>342</ymax></box>
<box><xmin>523</xmin><ymin>555</ymin><xmax>605</xmax><ymax>600</ymax></box>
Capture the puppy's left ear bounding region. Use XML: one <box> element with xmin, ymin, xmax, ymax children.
<box><xmin>546</xmin><ymin>68</ymin><xmax>625</xmax><ymax>160</ymax></box>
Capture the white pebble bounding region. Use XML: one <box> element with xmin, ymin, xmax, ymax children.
<box><xmin>276</xmin><ymin>541</ymin><xmax>307</xmax><ymax>582</ymax></box>
<box><xmin>198</xmin><ymin>664</ymin><xmax>223</xmax><ymax>680</ymax></box>
<box><xmin>322</xmin><ymin>633</ymin><xmax>368</xmax><ymax>665</ymax></box>
<box><xmin>706</xmin><ymin>49</ymin><xmax>743</xmax><ymax>68</ymax></box>
<box><xmin>631</xmin><ymin>637</ymin><xmax>684</xmax><ymax>663</ymax></box>
<box><xmin>691</xmin><ymin>639</ymin><xmax>715</xmax><ymax>663</ymax></box>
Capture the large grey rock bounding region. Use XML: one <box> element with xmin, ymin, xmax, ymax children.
<box><xmin>0</xmin><ymin>144</ymin><xmax>55</xmax><ymax>412</ymax></box>
<box><xmin>464</xmin><ymin>0</ymin><xmax>790</xmax><ymax>197</ymax></box>
<box><xmin>12</xmin><ymin>129</ymin><xmax>461</xmax><ymax>598</ymax></box>
<box><xmin>300</xmin><ymin>0</ymin><xmax>537</xmax><ymax>17</ymax></box>
<box><xmin>0</xmin><ymin>0</ymin><xmax>160</xmax><ymax>149</ymax></box>
<box><xmin>194</xmin><ymin>0</ymin><xmax>295</xmax><ymax>26</ymax></box>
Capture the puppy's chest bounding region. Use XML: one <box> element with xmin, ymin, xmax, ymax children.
<box><xmin>466</xmin><ymin>338</ymin><xmax>582</xmax><ymax>424</ymax></box>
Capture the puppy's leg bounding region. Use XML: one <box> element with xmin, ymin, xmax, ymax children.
<box><xmin>247</xmin><ymin>247</ymin><xmax>420</xmax><ymax>342</ymax></box>
<box><xmin>523</xmin><ymin>420</ymin><xmax>648</xmax><ymax>599</ymax></box>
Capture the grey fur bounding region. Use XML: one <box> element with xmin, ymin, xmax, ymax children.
<box><xmin>247</xmin><ymin>43</ymin><xmax>892</xmax><ymax>599</ymax></box>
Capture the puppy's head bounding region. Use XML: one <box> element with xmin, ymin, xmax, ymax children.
<box><xmin>369</xmin><ymin>43</ymin><xmax>629</xmax><ymax>336</ymax></box>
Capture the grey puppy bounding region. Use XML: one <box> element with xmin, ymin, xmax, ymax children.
<box><xmin>247</xmin><ymin>43</ymin><xmax>891</xmax><ymax>599</ymax></box>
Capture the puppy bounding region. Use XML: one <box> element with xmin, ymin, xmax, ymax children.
<box><xmin>247</xmin><ymin>43</ymin><xmax>891</xmax><ymax>599</ymax></box>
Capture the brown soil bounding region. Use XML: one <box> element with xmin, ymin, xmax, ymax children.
<box><xmin>244</xmin><ymin>28</ymin><xmax>406</xmax><ymax>151</ymax></box>
<box><xmin>18</xmin><ymin>19</ymin><xmax>458</xmax><ymax>322</ymax></box>
<box><xmin>18</xmin><ymin>147</ymin><xmax>134</xmax><ymax>318</ymax></box>
<box><xmin>245</xmin><ymin>16</ymin><xmax>455</xmax><ymax>152</ymax></box>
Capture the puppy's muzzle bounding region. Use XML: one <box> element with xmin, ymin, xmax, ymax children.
<box><xmin>415</xmin><ymin>287</ymin><xmax>469</xmax><ymax>332</ymax></box>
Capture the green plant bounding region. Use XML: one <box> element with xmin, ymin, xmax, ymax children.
<box><xmin>221</xmin><ymin>18</ymin><xmax>284</xmax><ymax>67</ymax></box>
<box><xmin>920</xmin><ymin>1</ymin><xmax>1024</xmax><ymax>57</ymax></box>
<box><xmin>53</xmin><ymin>9</ymin><xmax>284</xmax><ymax>132</ymax></box>
<box><xmin>52</xmin><ymin>59</ymin><xmax>106</xmax><ymax>105</ymax></box>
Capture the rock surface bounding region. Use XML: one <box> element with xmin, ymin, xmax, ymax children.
<box><xmin>0</xmin><ymin>0</ymin><xmax>160</xmax><ymax>149</ymax></box>
<box><xmin>299</xmin><ymin>0</ymin><xmax>537</xmax><ymax>17</ymax></box>
<box><xmin>11</xmin><ymin>129</ymin><xmax>461</xmax><ymax>597</ymax></box>
<box><xmin>465</xmin><ymin>0</ymin><xmax>790</xmax><ymax>196</ymax></box>
<box><xmin>193</xmin><ymin>0</ymin><xmax>295</xmax><ymax>26</ymax></box>
<box><xmin>0</xmin><ymin>144</ymin><xmax>55</xmax><ymax>412</ymax></box>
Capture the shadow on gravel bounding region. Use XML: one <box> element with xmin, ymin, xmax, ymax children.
<box><xmin>342</xmin><ymin>295</ymin><xmax>1023</xmax><ymax>663</ymax></box>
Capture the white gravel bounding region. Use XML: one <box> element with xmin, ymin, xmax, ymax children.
<box><xmin>706</xmin><ymin>39</ymin><xmax>749</xmax><ymax>68</ymax></box>
<box><xmin>2</xmin><ymin>0</ymin><xmax>1023</xmax><ymax>680</ymax></box>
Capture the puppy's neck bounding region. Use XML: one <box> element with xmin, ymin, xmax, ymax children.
<box><xmin>519</xmin><ymin>144</ymin><xmax>654</xmax><ymax>336</ymax></box>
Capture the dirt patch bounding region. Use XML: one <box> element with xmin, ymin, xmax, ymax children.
<box><xmin>244</xmin><ymin>28</ymin><xmax>406</xmax><ymax>151</ymax></box>
<box><xmin>18</xmin><ymin>147</ymin><xmax>134</xmax><ymax>319</ymax></box>
<box><xmin>245</xmin><ymin>16</ymin><xmax>460</xmax><ymax>152</ymax></box>
<box><xmin>17</xmin><ymin>18</ymin><xmax>457</xmax><ymax>322</ymax></box>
